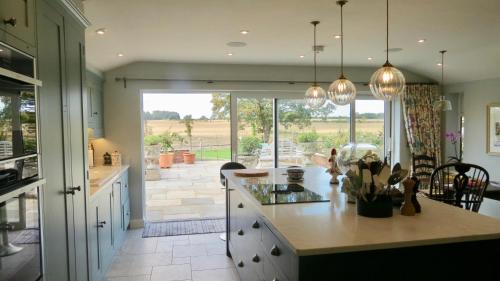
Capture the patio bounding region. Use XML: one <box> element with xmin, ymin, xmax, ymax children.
<box><xmin>145</xmin><ymin>160</ymin><xmax>227</xmax><ymax>222</ymax></box>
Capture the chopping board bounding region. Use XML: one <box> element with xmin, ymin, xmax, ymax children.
<box><xmin>234</xmin><ymin>169</ymin><xmax>269</xmax><ymax>177</ymax></box>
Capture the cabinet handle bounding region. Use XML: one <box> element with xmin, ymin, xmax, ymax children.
<box><xmin>64</xmin><ymin>186</ymin><xmax>81</xmax><ymax>195</ymax></box>
<box><xmin>252</xmin><ymin>254</ymin><xmax>260</xmax><ymax>263</ymax></box>
<box><xmin>270</xmin><ymin>245</ymin><xmax>281</xmax><ymax>256</ymax></box>
<box><xmin>3</xmin><ymin>17</ymin><xmax>17</xmax><ymax>27</ymax></box>
<box><xmin>237</xmin><ymin>203</ymin><xmax>244</xmax><ymax>208</ymax></box>
<box><xmin>252</xmin><ymin>220</ymin><xmax>260</xmax><ymax>229</ymax></box>
<box><xmin>237</xmin><ymin>261</ymin><xmax>244</xmax><ymax>268</ymax></box>
<box><xmin>93</xmin><ymin>112</ymin><xmax>99</xmax><ymax>115</ymax></box>
<box><xmin>237</xmin><ymin>229</ymin><xmax>244</xmax><ymax>236</ymax></box>
<box><xmin>272</xmin><ymin>279</ymin><xmax>279</xmax><ymax>281</ymax></box>
<box><xmin>97</xmin><ymin>221</ymin><xmax>106</xmax><ymax>228</ymax></box>
<box><xmin>0</xmin><ymin>223</ymin><xmax>14</xmax><ymax>231</ymax></box>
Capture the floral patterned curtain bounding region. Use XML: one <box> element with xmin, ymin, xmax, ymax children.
<box><xmin>401</xmin><ymin>84</ymin><xmax>441</xmax><ymax>165</ymax></box>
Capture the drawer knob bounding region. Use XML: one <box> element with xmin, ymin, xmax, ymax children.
<box><xmin>237</xmin><ymin>261</ymin><xmax>244</xmax><ymax>267</ymax></box>
<box><xmin>237</xmin><ymin>203</ymin><xmax>244</xmax><ymax>208</ymax></box>
<box><xmin>3</xmin><ymin>17</ymin><xmax>17</xmax><ymax>27</ymax></box>
<box><xmin>252</xmin><ymin>254</ymin><xmax>260</xmax><ymax>263</ymax></box>
<box><xmin>252</xmin><ymin>220</ymin><xmax>260</xmax><ymax>229</ymax></box>
<box><xmin>97</xmin><ymin>221</ymin><xmax>106</xmax><ymax>228</ymax></box>
<box><xmin>237</xmin><ymin>229</ymin><xmax>244</xmax><ymax>236</ymax></box>
<box><xmin>270</xmin><ymin>245</ymin><xmax>281</xmax><ymax>256</ymax></box>
<box><xmin>272</xmin><ymin>279</ymin><xmax>279</xmax><ymax>281</ymax></box>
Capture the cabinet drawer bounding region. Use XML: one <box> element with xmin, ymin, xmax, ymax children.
<box><xmin>261</xmin><ymin>223</ymin><xmax>295</xmax><ymax>281</ymax></box>
<box><xmin>263</xmin><ymin>254</ymin><xmax>290</xmax><ymax>281</ymax></box>
<box><xmin>233</xmin><ymin>248</ymin><xmax>261</xmax><ymax>281</ymax></box>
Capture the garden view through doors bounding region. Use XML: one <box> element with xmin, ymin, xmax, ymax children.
<box><xmin>142</xmin><ymin>92</ymin><xmax>385</xmax><ymax>222</ymax></box>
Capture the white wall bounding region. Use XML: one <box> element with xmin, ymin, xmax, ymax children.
<box><xmin>445</xmin><ymin>77</ymin><xmax>500</xmax><ymax>181</ymax></box>
<box><xmin>101</xmin><ymin>61</ymin><xmax>433</xmax><ymax>225</ymax></box>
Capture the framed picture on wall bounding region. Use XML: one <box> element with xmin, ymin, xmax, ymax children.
<box><xmin>487</xmin><ymin>103</ymin><xmax>500</xmax><ymax>156</ymax></box>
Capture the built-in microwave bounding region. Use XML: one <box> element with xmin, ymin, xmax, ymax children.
<box><xmin>0</xmin><ymin>42</ymin><xmax>41</xmax><ymax>194</ymax></box>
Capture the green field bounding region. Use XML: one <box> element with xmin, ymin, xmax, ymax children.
<box><xmin>195</xmin><ymin>148</ymin><xmax>231</xmax><ymax>160</ymax></box>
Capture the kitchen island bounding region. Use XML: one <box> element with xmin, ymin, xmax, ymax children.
<box><xmin>223</xmin><ymin>167</ymin><xmax>500</xmax><ymax>281</ymax></box>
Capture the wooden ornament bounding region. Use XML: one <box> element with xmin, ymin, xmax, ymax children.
<box><xmin>411</xmin><ymin>176</ymin><xmax>422</xmax><ymax>213</ymax></box>
<box><xmin>400</xmin><ymin>177</ymin><xmax>416</xmax><ymax>216</ymax></box>
<box><xmin>234</xmin><ymin>169</ymin><xmax>269</xmax><ymax>177</ymax></box>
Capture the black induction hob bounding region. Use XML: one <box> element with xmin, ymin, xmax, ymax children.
<box><xmin>242</xmin><ymin>183</ymin><xmax>329</xmax><ymax>205</ymax></box>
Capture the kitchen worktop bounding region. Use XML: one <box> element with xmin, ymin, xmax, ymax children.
<box><xmin>223</xmin><ymin>167</ymin><xmax>500</xmax><ymax>256</ymax></box>
<box><xmin>89</xmin><ymin>165</ymin><xmax>129</xmax><ymax>197</ymax></box>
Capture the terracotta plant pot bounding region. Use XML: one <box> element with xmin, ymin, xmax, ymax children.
<box><xmin>159</xmin><ymin>153</ymin><xmax>174</xmax><ymax>168</ymax></box>
<box><xmin>183</xmin><ymin>152</ymin><xmax>196</xmax><ymax>164</ymax></box>
<box><xmin>174</xmin><ymin>149</ymin><xmax>189</xmax><ymax>163</ymax></box>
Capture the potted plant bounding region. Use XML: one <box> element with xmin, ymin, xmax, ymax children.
<box><xmin>158</xmin><ymin>131</ymin><xmax>182</xmax><ymax>168</ymax></box>
<box><xmin>144</xmin><ymin>135</ymin><xmax>162</xmax><ymax>180</ymax></box>
<box><xmin>181</xmin><ymin>115</ymin><xmax>196</xmax><ymax>164</ymax></box>
<box><xmin>297</xmin><ymin>131</ymin><xmax>319</xmax><ymax>166</ymax></box>
<box><xmin>238</xmin><ymin>136</ymin><xmax>262</xmax><ymax>167</ymax></box>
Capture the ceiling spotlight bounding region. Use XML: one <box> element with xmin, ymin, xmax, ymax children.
<box><xmin>0</xmin><ymin>48</ymin><xmax>3</xmax><ymax>52</ymax></box>
<box><xmin>334</xmin><ymin>34</ymin><xmax>341</xmax><ymax>39</ymax></box>
<box><xmin>96</xmin><ymin>28</ymin><xmax>106</xmax><ymax>35</ymax></box>
<box><xmin>368</xmin><ymin>57</ymin><xmax>373</xmax><ymax>61</ymax></box>
<box><xmin>417</xmin><ymin>38</ymin><xmax>426</xmax><ymax>43</ymax></box>
<box><xmin>117</xmin><ymin>53</ymin><xmax>124</xmax><ymax>57</ymax></box>
<box><xmin>437</xmin><ymin>63</ymin><xmax>442</xmax><ymax>66</ymax></box>
<box><xmin>227</xmin><ymin>53</ymin><xmax>233</xmax><ymax>56</ymax></box>
<box><xmin>299</xmin><ymin>55</ymin><xmax>305</xmax><ymax>58</ymax></box>
<box><xmin>240</xmin><ymin>30</ymin><xmax>249</xmax><ymax>35</ymax></box>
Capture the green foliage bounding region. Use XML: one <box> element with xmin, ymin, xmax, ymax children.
<box><xmin>321</xmin><ymin>130</ymin><xmax>350</xmax><ymax>151</ymax></box>
<box><xmin>144</xmin><ymin>110</ymin><xmax>180</xmax><ymax>120</ymax></box>
<box><xmin>278</xmin><ymin>101</ymin><xmax>312</xmax><ymax>130</ymax></box>
<box><xmin>198</xmin><ymin>115</ymin><xmax>209</xmax><ymax>120</ymax></box>
<box><xmin>239</xmin><ymin>136</ymin><xmax>262</xmax><ymax>155</ymax></box>
<box><xmin>195</xmin><ymin>148</ymin><xmax>231</xmax><ymax>160</ymax></box>
<box><xmin>144</xmin><ymin>135</ymin><xmax>162</xmax><ymax>146</ymax></box>
<box><xmin>356</xmin><ymin>131</ymin><xmax>384</xmax><ymax>147</ymax></box>
<box><xmin>238</xmin><ymin>99</ymin><xmax>273</xmax><ymax>143</ymax></box>
<box><xmin>210</xmin><ymin>93</ymin><xmax>230</xmax><ymax>120</ymax></box>
<box><xmin>144</xmin><ymin>131</ymin><xmax>182</xmax><ymax>152</ymax></box>
<box><xmin>297</xmin><ymin>131</ymin><xmax>319</xmax><ymax>143</ymax></box>
<box><xmin>356</xmin><ymin>112</ymin><xmax>384</xmax><ymax>119</ymax></box>
<box><xmin>311</xmin><ymin>102</ymin><xmax>337</xmax><ymax>121</ymax></box>
<box><xmin>181</xmin><ymin>115</ymin><xmax>194</xmax><ymax>149</ymax></box>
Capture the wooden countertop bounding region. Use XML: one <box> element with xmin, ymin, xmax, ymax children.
<box><xmin>89</xmin><ymin>165</ymin><xmax>129</xmax><ymax>197</ymax></box>
<box><xmin>223</xmin><ymin>167</ymin><xmax>500</xmax><ymax>256</ymax></box>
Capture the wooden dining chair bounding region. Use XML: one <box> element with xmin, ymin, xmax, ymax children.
<box><xmin>429</xmin><ymin>163</ymin><xmax>489</xmax><ymax>212</ymax></box>
<box><xmin>412</xmin><ymin>153</ymin><xmax>436</xmax><ymax>189</ymax></box>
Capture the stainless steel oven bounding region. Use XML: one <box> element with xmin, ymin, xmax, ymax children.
<box><xmin>0</xmin><ymin>42</ymin><xmax>41</xmax><ymax>193</ymax></box>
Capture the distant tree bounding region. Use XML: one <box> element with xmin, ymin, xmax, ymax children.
<box><xmin>199</xmin><ymin>115</ymin><xmax>209</xmax><ymax>121</ymax></box>
<box><xmin>181</xmin><ymin>115</ymin><xmax>194</xmax><ymax>150</ymax></box>
<box><xmin>278</xmin><ymin>101</ymin><xmax>312</xmax><ymax>130</ymax></box>
<box><xmin>210</xmin><ymin>93</ymin><xmax>230</xmax><ymax>120</ymax></box>
<box><xmin>238</xmin><ymin>99</ymin><xmax>273</xmax><ymax>143</ymax></box>
<box><xmin>356</xmin><ymin>112</ymin><xmax>384</xmax><ymax>119</ymax></box>
<box><xmin>144</xmin><ymin>110</ymin><xmax>181</xmax><ymax>120</ymax></box>
<box><xmin>311</xmin><ymin>102</ymin><xmax>337</xmax><ymax>121</ymax></box>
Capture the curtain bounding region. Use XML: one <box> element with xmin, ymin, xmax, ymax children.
<box><xmin>401</xmin><ymin>84</ymin><xmax>441</xmax><ymax>164</ymax></box>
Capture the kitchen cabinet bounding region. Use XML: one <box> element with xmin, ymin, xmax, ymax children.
<box><xmin>87</xmin><ymin>70</ymin><xmax>104</xmax><ymax>138</ymax></box>
<box><xmin>37</xmin><ymin>0</ymin><xmax>90</xmax><ymax>280</ymax></box>
<box><xmin>0</xmin><ymin>0</ymin><xmax>36</xmax><ymax>47</ymax></box>
<box><xmin>89</xmin><ymin>168</ymin><xmax>129</xmax><ymax>281</ymax></box>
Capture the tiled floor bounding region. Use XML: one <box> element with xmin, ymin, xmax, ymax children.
<box><xmin>145</xmin><ymin>161</ymin><xmax>227</xmax><ymax>221</ymax></box>
<box><xmin>107</xmin><ymin>229</ymin><xmax>240</xmax><ymax>281</ymax></box>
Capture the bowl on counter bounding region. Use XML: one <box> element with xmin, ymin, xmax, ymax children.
<box><xmin>287</xmin><ymin>168</ymin><xmax>304</xmax><ymax>182</ymax></box>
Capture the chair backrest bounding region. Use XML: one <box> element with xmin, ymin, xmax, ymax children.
<box><xmin>412</xmin><ymin>153</ymin><xmax>436</xmax><ymax>183</ymax></box>
<box><xmin>429</xmin><ymin>162</ymin><xmax>489</xmax><ymax>212</ymax></box>
<box><xmin>220</xmin><ymin>162</ymin><xmax>246</xmax><ymax>186</ymax></box>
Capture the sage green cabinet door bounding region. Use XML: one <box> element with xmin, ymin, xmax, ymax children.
<box><xmin>36</xmin><ymin>2</ymin><xmax>70</xmax><ymax>281</ymax></box>
<box><xmin>88</xmin><ymin>202</ymin><xmax>102</xmax><ymax>281</ymax></box>
<box><xmin>64</xmin><ymin>15</ymin><xmax>89</xmax><ymax>281</ymax></box>
<box><xmin>0</xmin><ymin>0</ymin><xmax>36</xmax><ymax>45</ymax></box>
<box><xmin>86</xmin><ymin>71</ymin><xmax>104</xmax><ymax>138</ymax></box>
<box><xmin>112</xmin><ymin>181</ymin><xmax>122</xmax><ymax>246</ymax></box>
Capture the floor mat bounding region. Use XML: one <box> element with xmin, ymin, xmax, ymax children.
<box><xmin>142</xmin><ymin>217</ymin><xmax>225</xmax><ymax>237</ymax></box>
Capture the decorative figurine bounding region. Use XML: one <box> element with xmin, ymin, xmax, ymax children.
<box><xmin>401</xmin><ymin>177</ymin><xmax>416</xmax><ymax>216</ymax></box>
<box><xmin>340</xmin><ymin>171</ymin><xmax>357</xmax><ymax>203</ymax></box>
<box><xmin>327</xmin><ymin>148</ymin><xmax>341</xmax><ymax>184</ymax></box>
<box><xmin>411</xmin><ymin>175</ymin><xmax>422</xmax><ymax>213</ymax></box>
<box><xmin>111</xmin><ymin>150</ymin><xmax>122</xmax><ymax>166</ymax></box>
<box><xmin>103</xmin><ymin>152</ymin><xmax>112</xmax><ymax>166</ymax></box>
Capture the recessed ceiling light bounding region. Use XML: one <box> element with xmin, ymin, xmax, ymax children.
<box><xmin>299</xmin><ymin>55</ymin><xmax>305</xmax><ymax>58</ymax></box>
<box><xmin>417</xmin><ymin>39</ymin><xmax>426</xmax><ymax>43</ymax></box>
<box><xmin>226</xmin><ymin>41</ymin><xmax>247</xmax><ymax>47</ymax></box>
<box><xmin>96</xmin><ymin>28</ymin><xmax>106</xmax><ymax>35</ymax></box>
<box><xmin>437</xmin><ymin>63</ymin><xmax>443</xmax><ymax>66</ymax></box>
<box><xmin>368</xmin><ymin>57</ymin><xmax>373</xmax><ymax>61</ymax></box>
<box><xmin>227</xmin><ymin>53</ymin><xmax>233</xmax><ymax>56</ymax></box>
<box><xmin>240</xmin><ymin>30</ymin><xmax>249</xmax><ymax>35</ymax></box>
<box><xmin>0</xmin><ymin>48</ymin><xmax>3</xmax><ymax>52</ymax></box>
<box><xmin>117</xmin><ymin>53</ymin><xmax>124</xmax><ymax>57</ymax></box>
<box><xmin>334</xmin><ymin>34</ymin><xmax>341</xmax><ymax>39</ymax></box>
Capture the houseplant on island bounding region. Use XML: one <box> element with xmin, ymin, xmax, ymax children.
<box><xmin>297</xmin><ymin>131</ymin><xmax>319</xmax><ymax>166</ymax></box>
<box><xmin>238</xmin><ymin>136</ymin><xmax>262</xmax><ymax>168</ymax></box>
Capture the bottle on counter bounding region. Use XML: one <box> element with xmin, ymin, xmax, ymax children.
<box><xmin>111</xmin><ymin>150</ymin><xmax>122</xmax><ymax>166</ymax></box>
<box><xmin>88</xmin><ymin>143</ymin><xmax>94</xmax><ymax>168</ymax></box>
<box><xmin>103</xmin><ymin>152</ymin><xmax>112</xmax><ymax>166</ymax></box>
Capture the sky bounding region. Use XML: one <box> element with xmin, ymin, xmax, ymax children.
<box><xmin>142</xmin><ymin>93</ymin><xmax>384</xmax><ymax>118</ymax></box>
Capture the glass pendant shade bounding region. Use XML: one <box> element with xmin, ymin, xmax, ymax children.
<box><xmin>328</xmin><ymin>77</ymin><xmax>356</xmax><ymax>105</ymax></box>
<box><xmin>305</xmin><ymin>85</ymin><xmax>327</xmax><ymax>109</ymax></box>
<box><xmin>434</xmin><ymin>96</ymin><xmax>452</xmax><ymax>111</ymax></box>
<box><xmin>369</xmin><ymin>63</ymin><xmax>406</xmax><ymax>101</ymax></box>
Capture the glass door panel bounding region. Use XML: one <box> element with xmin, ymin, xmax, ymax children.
<box><xmin>354</xmin><ymin>100</ymin><xmax>385</xmax><ymax>157</ymax></box>
<box><xmin>277</xmin><ymin>99</ymin><xmax>350</xmax><ymax>168</ymax></box>
<box><xmin>236</xmin><ymin>97</ymin><xmax>274</xmax><ymax>168</ymax></box>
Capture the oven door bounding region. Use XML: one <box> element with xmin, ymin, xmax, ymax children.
<box><xmin>0</xmin><ymin>186</ymin><xmax>41</xmax><ymax>281</ymax></box>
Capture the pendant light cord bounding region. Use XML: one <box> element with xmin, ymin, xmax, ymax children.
<box><xmin>340</xmin><ymin>2</ymin><xmax>344</xmax><ymax>77</ymax></box>
<box><xmin>313</xmin><ymin>22</ymin><xmax>318</xmax><ymax>86</ymax></box>
<box><xmin>386</xmin><ymin>0</ymin><xmax>389</xmax><ymax>63</ymax></box>
<box><xmin>440</xmin><ymin>50</ymin><xmax>446</xmax><ymax>94</ymax></box>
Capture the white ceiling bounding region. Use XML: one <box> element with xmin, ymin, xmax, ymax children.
<box><xmin>83</xmin><ymin>0</ymin><xmax>500</xmax><ymax>84</ymax></box>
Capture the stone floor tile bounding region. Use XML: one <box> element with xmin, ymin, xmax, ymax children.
<box><xmin>191</xmin><ymin>268</ymin><xmax>236</xmax><ymax>281</ymax></box>
<box><xmin>107</xmin><ymin>275</ymin><xmax>151</xmax><ymax>281</ymax></box>
<box><xmin>150</xmin><ymin>264</ymin><xmax>191</xmax><ymax>281</ymax></box>
<box><xmin>113</xmin><ymin>253</ymin><xmax>172</xmax><ymax>267</ymax></box>
<box><xmin>190</xmin><ymin>254</ymin><xmax>234</xmax><ymax>270</ymax></box>
<box><xmin>172</xmin><ymin>257</ymin><xmax>190</xmax><ymax>265</ymax></box>
<box><xmin>172</xmin><ymin>244</ymin><xmax>207</xmax><ymax>257</ymax></box>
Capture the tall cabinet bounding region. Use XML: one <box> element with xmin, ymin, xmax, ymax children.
<box><xmin>36</xmin><ymin>0</ymin><xmax>89</xmax><ymax>280</ymax></box>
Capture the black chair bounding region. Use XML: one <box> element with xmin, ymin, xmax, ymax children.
<box><xmin>220</xmin><ymin>162</ymin><xmax>245</xmax><ymax>244</ymax></box>
<box><xmin>412</xmin><ymin>153</ymin><xmax>436</xmax><ymax>189</ymax></box>
<box><xmin>429</xmin><ymin>163</ymin><xmax>489</xmax><ymax>212</ymax></box>
<box><xmin>219</xmin><ymin>162</ymin><xmax>246</xmax><ymax>186</ymax></box>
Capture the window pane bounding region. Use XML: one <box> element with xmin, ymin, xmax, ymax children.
<box><xmin>355</xmin><ymin>100</ymin><xmax>384</xmax><ymax>156</ymax></box>
<box><xmin>236</xmin><ymin>98</ymin><xmax>274</xmax><ymax>168</ymax></box>
<box><xmin>277</xmin><ymin>99</ymin><xmax>350</xmax><ymax>168</ymax></box>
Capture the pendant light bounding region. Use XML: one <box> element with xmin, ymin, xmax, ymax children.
<box><xmin>369</xmin><ymin>0</ymin><xmax>406</xmax><ymax>101</ymax></box>
<box><xmin>305</xmin><ymin>21</ymin><xmax>327</xmax><ymax>109</ymax></box>
<box><xmin>329</xmin><ymin>0</ymin><xmax>356</xmax><ymax>105</ymax></box>
<box><xmin>434</xmin><ymin>50</ymin><xmax>452</xmax><ymax>111</ymax></box>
